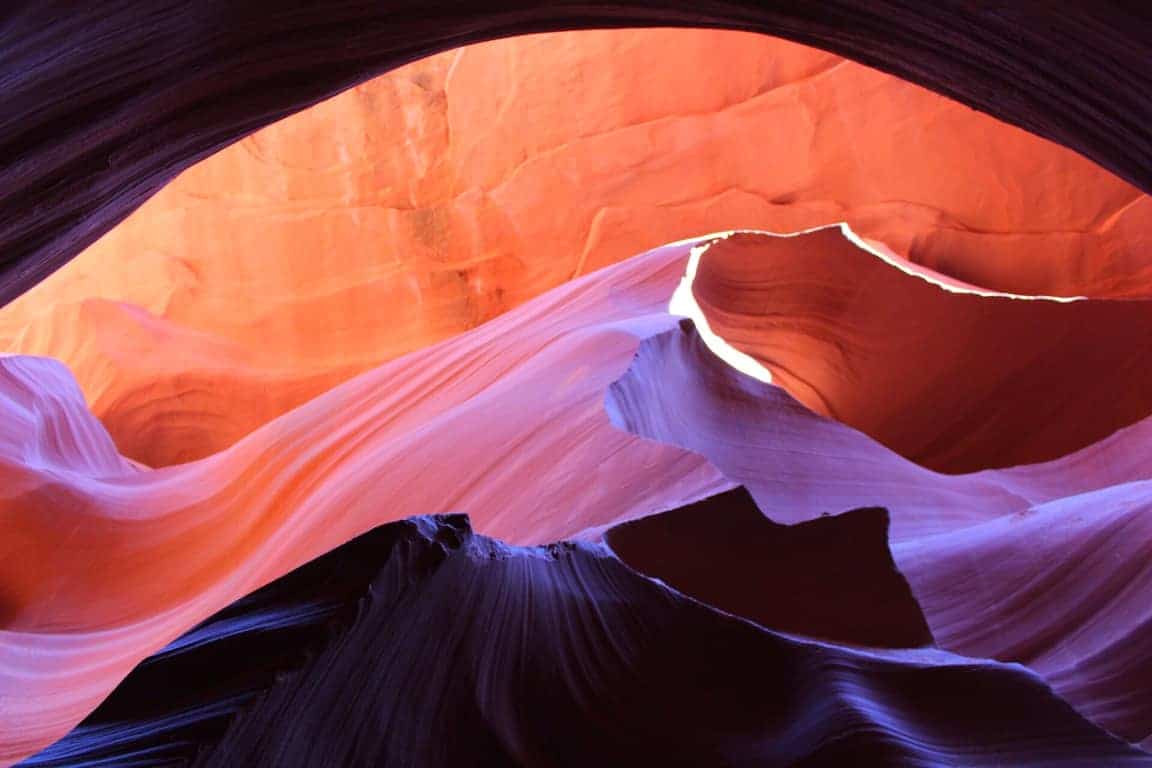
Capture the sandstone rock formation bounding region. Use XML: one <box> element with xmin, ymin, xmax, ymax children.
<box><xmin>2</xmin><ymin>29</ymin><xmax>1147</xmax><ymax>467</ymax></box>
<box><xmin>23</xmin><ymin>515</ymin><xmax>1152</xmax><ymax>767</ymax></box>
<box><xmin>2</xmin><ymin>2</ymin><xmax>1151</xmax><ymax>313</ymax></box>
<box><xmin>7</xmin><ymin>227</ymin><xmax>1152</xmax><ymax>762</ymax></box>
<box><xmin>4</xmin><ymin>12</ymin><xmax>1152</xmax><ymax>768</ymax></box>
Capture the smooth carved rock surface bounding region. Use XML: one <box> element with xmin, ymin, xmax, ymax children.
<box><xmin>688</xmin><ymin>229</ymin><xmax>1152</xmax><ymax>472</ymax></box>
<box><xmin>1</xmin><ymin>29</ymin><xmax>1148</xmax><ymax>467</ymax></box>
<box><xmin>0</xmin><ymin>239</ymin><xmax>728</xmax><ymax>764</ymax></box>
<box><xmin>20</xmin><ymin>515</ymin><xmax>1152</xmax><ymax>767</ymax></box>
<box><xmin>606</xmin><ymin>280</ymin><xmax>1152</xmax><ymax>748</ymax></box>
<box><xmin>6</xmin><ymin>229</ymin><xmax>1152</xmax><ymax>763</ymax></box>
<box><xmin>5</xmin><ymin>13</ymin><xmax>1152</xmax><ymax>768</ymax></box>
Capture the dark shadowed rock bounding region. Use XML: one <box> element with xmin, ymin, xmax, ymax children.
<box><xmin>22</xmin><ymin>515</ymin><xmax>1152</xmax><ymax>767</ymax></box>
<box><xmin>607</xmin><ymin>489</ymin><xmax>934</xmax><ymax>648</ymax></box>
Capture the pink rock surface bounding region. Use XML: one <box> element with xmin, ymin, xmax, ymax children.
<box><xmin>8</xmin><ymin>227</ymin><xmax>1152</xmax><ymax>764</ymax></box>
<box><xmin>7</xmin><ymin>227</ymin><xmax>1152</xmax><ymax>761</ymax></box>
<box><xmin>606</xmin><ymin>231</ymin><xmax>1152</xmax><ymax>745</ymax></box>
<box><xmin>1</xmin><ymin>28</ymin><xmax>1147</xmax><ymax>467</ymax></box>
<box><xmin>4</xmin><ymin>26</ymin><xmax>1152</xmax><ymax>767</ymax></box>
<box><xmin>896</xmin><ymin>487</ymin><xmax>1152</xmax><ymax>748</ymax></box>
<box><xmin>0</xmin><ymin>239</ymin><xmax>733</xmax><ymax>763</ymax></box>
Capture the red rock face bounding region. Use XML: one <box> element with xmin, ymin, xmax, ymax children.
<box><xmin>607</xmin><ymin>256</ymin><xmax>1152</xmax><ymax>746</ymax></box>
<box><xmin>691</xmin><ymin>228</ymin><xmax>1152</xmax><ymax>472</ymax></box>
<box><xmin>5</xmin><ymin>26</ymin><xmax>1152</xmax><ymax>768</ymax></box>
<box><xmin>1</xmin><ymin>29</ymin><xmax>1146</xmax><ymax>467</ymax></box>
<box><xmin>0</xmin><ymin>241</ymin><xmax>721</xmax><ymax>762</ymax></box>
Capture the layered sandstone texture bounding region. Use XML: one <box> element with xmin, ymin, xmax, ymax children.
<box><xmin>2</xmin><ymin>29</ymin><xmax>1147</xmax><ymax>467</ymax></box>
<box><xmin>5</xmin><ymin>21</ymin><xmax>1152</xmax><ymax>768</ymax></box>
<box><xmin>8</xmin><ymin>228</ymin><xmax>1152</xmax><ymax>764</ymax></box>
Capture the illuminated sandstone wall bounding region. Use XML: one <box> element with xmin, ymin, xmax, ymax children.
<box><xmin>2</xmin><ymin>29</ymin><xmax>1147</xmax><ymax>466</ymax></box>
<box><xmin>6</xmin><ymin>22</ymin><xmax>1152</xmax><ymax>767</ymax></box>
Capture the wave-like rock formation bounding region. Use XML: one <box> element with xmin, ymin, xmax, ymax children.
<box><xmin>609</xmin><ymin>244</ymin><xmax>1152</xmax><ymax>534</ymax></box>
<box><xmin>607</xmin><ymin>265</ymin><xmax>1152</xmax><ymax>746</ymax></box>
<box><xmin>687</xmin><ymin>228</ymin><xmax>1152</xmax><ymax>472</ymax></box>
<box><xmin>20</xmin><ymin>515</ymin><xmax>1152</xmax><ymax>767</ymax></box>
<box><xmin>7</xmin><ymin>225</ymin><xmax>1152</xmax><ymax>763</ymax></box>
<box><xmin>6</xmin><ymin>10</ymin><xmax>1152</xmax><ymax>767</ymax></box>
<box><xmin>0</xmin><ymin>239</ymin><xmax>734</xmax><ymax>763</ymax></box>
<box><xmin>5</xmin><ymin>28</ymin><xmax>1146</xmax><ymax>467</ymax></box>
<box><xmin>896</xmin><ymin>495</ymin><xmax>1152</xmax><ymax>749</ymax></box>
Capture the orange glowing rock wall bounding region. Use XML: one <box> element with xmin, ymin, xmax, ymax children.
<box><xmin>1</xmin><ymin>29</ymin><xmax>1147</xmax><ymax>467</ymax></box>
<box><xmin>691</xmin><ymin>230</ymin><xmax>1152</xmax><ymax>473</ymax></box>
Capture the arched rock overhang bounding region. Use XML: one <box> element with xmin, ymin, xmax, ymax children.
<box><xmin>2</xmin><ymin>1</ymin><xmax>1150</xmax><ymax>305</ymax></box>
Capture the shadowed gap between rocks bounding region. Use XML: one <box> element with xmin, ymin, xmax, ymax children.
<box><xmin>605</xmin><ymin>487</ymin><xmax>934</xmax><ymax>649</ymax></box>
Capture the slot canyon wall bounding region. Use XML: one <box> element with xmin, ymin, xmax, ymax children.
<box><xmin>2</xmin><ymin>28</ymin><xmax>1148</xmax><ymax>467</ymax></box>
<box><xmin>3</xmin><ymin>3</ymin><xmax>1152</xmax><ymax>766</ymax></box>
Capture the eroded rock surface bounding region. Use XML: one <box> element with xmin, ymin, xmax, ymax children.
<box><xmin>3</xmin><ymin>29</ymin><xmax>1147</xmax><ymax>466</ymax></box>
<box><xmin>21</xmin><ymin>516</ymin><xmax>1152</xmax><ymax>767</ymax></box>
<box><xmin>6</xmin><ymin>18</ymin><xmax>1152</xmax><ymax>768</ymax></box>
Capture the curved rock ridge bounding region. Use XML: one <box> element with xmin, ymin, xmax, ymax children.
<box><xmin>605</xmin><ymin>489</ymin><xmax>933</xmax><ymax>649</ymax></box>
<box><xmin>685</xmin><ymin>227</ymin><xmax>1152</xmax><ymax>473</ymax></box>
<box><xmin>607</xmin><ymin>315</ymin><xmax>1152</xmax><ymax>539</ymax></box>
<box><xmin>6</xmin><ymin>224</ymin><xmax>1152</xmax><ymax>760</ymax></box>
<box><xmin>0</xmin><ymin>238</ymin><xmax>737</xmax><ymax>764</ymax></box>
<box><xmin>895</xmin><ymin>490</ymin><xmax>1152</xmax><ymax>749</ymax></box>
<box><xmin>4</xmin><ymin>9</ymin><xmax>1152</xmax><ymax>766</ymax></box>
<box><xmin>19</xmin><ymin>517</ymin><xmax>433</xmax><ymax>768</ymax></box>
<box><xmin>607</xmin><ymin>315</ymin><xmax>1152</xmax><ymax>745</ymax></box>
<box><xmin>19</xmin><ymin>515</ymin><xmax>1152</xmax><ymax>767</ymax></box>
<box><xmin>0</xmin><ymin>356</ymin><xmax>132</xmax><ymax>478</ymax></box>
<box><xmin>3</xmin><ymin>28</ymin><xmax>1149</xmax><ymax>467</ymax></box>
<box><xmin>2</xmin><ymin>2</ymin><xmax>1152</xmax><ymax>316</ymax></box>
